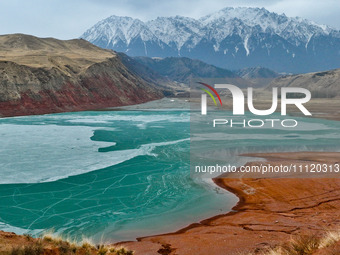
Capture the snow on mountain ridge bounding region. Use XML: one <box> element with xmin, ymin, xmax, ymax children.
<box><xmin>81</xmin><ymin>7</ymin><xmax>338</xmax><ymax>53</ymax></box>
<box><xmin>82</xmin><ymin>15</ymin><xmax>158</xmax><ymax>46</ymax></box>
<box><xmin>200</xmin><ymin>7</ymin><xmax>333</xmax><ymax>46</ymax></box>
<box><xmin>146</xmin><ymin>16</ymin><xmax>203</xmax><ymax>51</ymax></box>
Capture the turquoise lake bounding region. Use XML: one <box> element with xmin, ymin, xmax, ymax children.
<box><xmin>0</xmin><ymin>110</ymin><xmax>236</xmax><ymax>242</ymax></box>
<box><xmin>1</xmin><ymin>107</ymin><xmax>340</xmax><ymax>242</ymax></box>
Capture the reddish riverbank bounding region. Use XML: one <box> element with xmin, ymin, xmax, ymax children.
<box><xmin>122</xmin><ymin>152</ymin><xmax>340</xmax><ymax>255</ymax></box>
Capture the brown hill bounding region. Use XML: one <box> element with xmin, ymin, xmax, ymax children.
<box><xmin>0</xmin><ymin>34</ymin><xmax>163</xmax><ymax>117</ymax></box>
<box><xmin>267</xmin><ymin>68</ymin><xmax>340</xmax><ymax>97</ymax></box>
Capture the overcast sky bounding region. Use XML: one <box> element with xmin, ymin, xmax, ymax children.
<box><xmin>0</xmin><ymin>0</ymin><xmax>339</xmax><ymax>40</ymax></box>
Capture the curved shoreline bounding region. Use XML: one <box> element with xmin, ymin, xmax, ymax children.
<box><xmin>123</xmin><ymin>151</ymin><xmax>340</xmax><ymax>255</ymax></box>
<box><xmin>1</xmin><ymin>153</ymin><xmax>340</xmax><ymax>254</ymax></box>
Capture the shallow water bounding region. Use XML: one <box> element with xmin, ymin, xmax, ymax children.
<box><xmin>0</xmin><ymin>110</ymin><xmax>236</xmax><ymax>242</ymax></box>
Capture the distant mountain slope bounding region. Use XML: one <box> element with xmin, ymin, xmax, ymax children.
<box><xmin>236</xmin><ymin>67</ymin><xmax>280</xmax><ymax>87</ymax></box>
<box><xmin>132</xmin><ymin>56</ymin><xmax>257</xmax><ymax>87</ymax></box>
<box><xmin>116</xmin><ymin>53</ymin><xmax>185</xmax><ymax>95</ymax></box>
<box><xmin>236</xmin><ymin>67</ymin><xmax>280</xmax><ymax>79</ymax></box>
<box><xmin>0</xmin><ymin>34</ymin><xmax>163</xmax><ymax>117</ymax></box>
<box><xmin>134</xmin><ymin>56</ymin><xmax>236</xmax><ymax>82</ymax></box>
<box><xmin>81</xmin><ymin>7</ymin><xmax>340</xmax><ymax>73</ymax></box>
<box><xmin>267</xmin><ymin>68</ymin><xmax>340</xmax><ymax>97</ymax></box>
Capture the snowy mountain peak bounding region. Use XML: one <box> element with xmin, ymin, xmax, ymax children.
<box><xmin>200</xmin><ymin>7</ymin><xmax>269</xmax><ymax>24</ymax></box>
<box><xmin>81</xmin><ymin>7</ymin><xmax>340</xmax><ymax>73</ymax></box>
<box><xmin>82</xmin><ymin>15</ymin><xmax>156</xmax><ymax>46</ymax></box>
<box><xmin>199</xmin><ymin>7</ymin><xmax>333</xmax><ymax>44</ymax></box>
<box><xmin>146</xmin><ymin>15</ymin><xmax>203</xmax><ymax>50</ymax></box>
<box><xmin>82</xmin><ymin>7</ymin><xmax>337</xmax><ymax>50</ymax></box>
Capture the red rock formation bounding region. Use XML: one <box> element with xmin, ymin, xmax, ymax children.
<box><xmin>0</xmin><ymin>34</ymin><xmax>164</xmax><ymax>117</ymax></box>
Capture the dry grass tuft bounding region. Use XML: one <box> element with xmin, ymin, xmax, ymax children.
<box><xmin>4</xmin><ymin>233</ymin><xmax>133</xmax><ymax>255</ymax></box>
<box><xmin>319</xmin><ymin>230</ymin><xmax>340</xmax><ymax>249</ymax></box>
<box><xmin>249</xmin><ymin>229</ymin><xmax>340</xmax><ymax>255</ymax></box>
<box><xmin>279</xmin><ymin>234</ymin><xmax>320</xmax><ymax>255</ymax></box>
<box><xmin>10</xmin><ymin>242</ymin><xmax>43</xmax><ymax>255</ymax></box>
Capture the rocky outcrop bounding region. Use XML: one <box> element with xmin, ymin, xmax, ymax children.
<box><xmin>0</xmin><ymin>34</ymin><xmax>164</xmax><ymax>117</ymax></box>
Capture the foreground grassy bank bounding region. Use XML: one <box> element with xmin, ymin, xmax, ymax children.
<box><xmin>0</xmin><ymin>232</ymin><xmax>134</xmax><ymax>255</ymax></box>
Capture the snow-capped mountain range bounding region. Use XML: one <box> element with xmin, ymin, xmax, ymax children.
<box><xmin>81</xmin><ymin>7</ymin><xmax>340</xmax><ymax>73</ymax></box>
